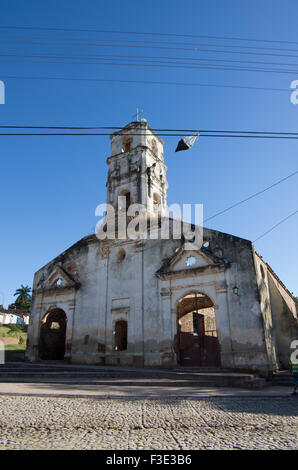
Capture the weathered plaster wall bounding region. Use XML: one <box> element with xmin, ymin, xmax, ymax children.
<box><xmin>253</xmin><ymin>254</ymin><xmax>278</xmax><ymax>373</ymax></box>
<box><xmin>267</xmin><ymin>267</ymin><xmax>298</xmax><ymax>369</ymax></box>
<box><xmin>200</xmin><ymin>229</ymin><xmax>271</xmax><ymax>374</ymax></box>
<box><xmin>26</xmin><ymin>236</ymin><xmax>89</xmax><ymax>362</ymax></box>
<box><xmin>27</xmin><ymin>225</ymin><xmax>274</xmax><ymax>374</ymax></box>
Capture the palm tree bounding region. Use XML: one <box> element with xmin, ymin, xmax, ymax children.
<box><xmin>13</xmin><ymin>285</ymin><xmax>32</xmax><ymax>310</ymax></box>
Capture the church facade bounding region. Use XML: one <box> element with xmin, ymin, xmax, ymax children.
<box><xmin>26</xmin><ymin>120</ymin><xmax>298</xmax><ymax>376</ymax></box>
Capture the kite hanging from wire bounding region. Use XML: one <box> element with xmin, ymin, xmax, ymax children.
<box><xmin>175</xmin><ymin>131</ymin><xmax>200</xmax><ymax>152</ymax></box>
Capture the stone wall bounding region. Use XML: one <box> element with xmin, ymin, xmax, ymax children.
<box><xmin>267</xmin><ymin>269</ymin><xmax>298</xmax><ymax>369</ymax></box>
<box><xmin>27</xmin><ymin>226</ymin><xmax>276</xmax><ymax>375</ymax></box>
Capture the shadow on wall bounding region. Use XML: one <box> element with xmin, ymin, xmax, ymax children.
<box><xmin>268</xmin><ymin>275</ymin><xmax>298</xmax><ymax>369</ymax></box>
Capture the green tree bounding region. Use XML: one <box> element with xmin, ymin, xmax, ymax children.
<box><xmin>13</xmin><ymin>285</ymin><xmax>32</xmax><ymax>310</ymax></box>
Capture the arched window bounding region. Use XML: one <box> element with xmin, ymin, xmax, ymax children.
<box><xmin>114</xmin><ymin>320</ymin><xmax>127</xmax><ymax>351</ymax></box>
<box><xmin>120</xmin><ymin>189</ymin><xmax>131</xmax><ymax>211</ymax></box>
<box><xmin>153</xmin><ymin>193</ymin><xmax>160</xmax><ymax>207</ymax></box>
<box><xmin>151</xmin><ymin>138</ymin><xmax>157</xmax><ymax>154</ymax></box>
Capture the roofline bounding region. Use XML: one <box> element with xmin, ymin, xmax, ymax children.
<box><xmin>255</xmin><ymin>251</ymin><xmax>296</xmax><ymax>302</ymax></box>
<box><xmin>34</xmin><ymin>221</ymin><xmax>254</xmax><ymax>277</ymax></box>
<box><xmin>36</xmin><ymin>234</ymin><xmax>97</xmax><ymax>273</ymax></box>
<box><xmin>110</xmin><ymin>121</ymin><xmax>164</xmax><ymax>145</ymax></box>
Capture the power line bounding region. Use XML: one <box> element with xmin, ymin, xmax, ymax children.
<box><xmin>0</xmin><ymin>74</ymin><xmax>290</xmax><ymax>93</ymax></box>
<box><xmin>1</xmin><ymin>50</ymin><xmax>298</xmax><ymax>68</ymax></box>
<box><xmin>0</xmin><ymin>24</ymin><xmax>297</xmax><ymax>46</ymax></box>
<box><xmin>1</xmin><ymin>133</ymin><xmax>298</xmax><ymax>139</ymax></box>
<box><xmin>195</xmin><ymin>135</ymin><xmax>298</xmax><ymax>139</ymax></box>
<box><xmin>2</xmin><ymin>33</ymin><xmax>298</xmax><ymax>54</ymax></box>
<box><xmin>2</xmin><ymin>42</ymin><xmax>298</xmax><ymax>59</ymax></box>
<box><xmin>2</xmin><ymin>37</ymin><xmax>298</xmax><ymax>60</ymax></box>
<box><xmin>1</xmin><ymin>125</ymin><xmax>298</xmax><ymax>137</ymax></box>
<box><xmin>253</xmin><ymin>209</ymin><xmax>298</xmax><ymax>243</ymax></box>
<box><xmin>1</xmin><ymin>126</ymin><xmax>295</xmax><ymax>230</ymax></box>
<box><xmin>204</xmin><ymin>170</ymin><xmax>298</xmax><ymax>223</ymax></box>
<box><xmin>1</xmin><ymin>57</ymin><xmax>298</xmax><ymax>76</ymax></box>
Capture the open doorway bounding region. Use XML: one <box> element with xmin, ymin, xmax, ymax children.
<box><xmin>177</xmin><ymin>292</ymin><xmax>220</xmax><ymax>367</ymax></box>
<box><xmin>114</xmin><ymin>320</ymin><xmax>127</xmax><ymax>351</ymax></box>
<box><xmin>39</xmin><ymin>308</ymin><xmax>67</xmax><ymax>360</ymax></box>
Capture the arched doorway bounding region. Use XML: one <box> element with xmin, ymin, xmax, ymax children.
<box><xmin>39</xmin><ymin>308</ymin><xmax>67</xmax><ymax>360</ymax></box>
<box><xmin>177</xmin><ymin>292</ymin><xmax>220</xmax><ymax>367</ymax></box>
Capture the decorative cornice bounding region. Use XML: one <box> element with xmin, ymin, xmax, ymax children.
<box><xmin>156</xmin><ymin>244</ymin><xmax>230</xmax><ymax>278</ymax></box>
<box><xmin>109</xmin><ymin>121</ymin><xmax>165</xmax><ymax>145</ymax></box>
<box><xmin>156</xmin><ymin>263</ymin><xmax>227</xmax><ymax>281</ymax></box>
<box><xmin>33</xmin><ymin>282</ymin><xmax>80</xmax><ymax>295</ymax></box>
<box><xmin>107</xmin><ymin>145</ymin><xmax>166</xmax><ymax>168</ymax></box>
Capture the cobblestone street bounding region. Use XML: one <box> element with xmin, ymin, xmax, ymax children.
<box><xmin>0</xmin><ymin>395</ymin><xmax>297</xmax><ymax>450</ymax></box>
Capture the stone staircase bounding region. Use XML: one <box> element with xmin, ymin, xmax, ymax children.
<box><xmin>0</xmin><ymin>362</ymin><xmax>269</xmax><ymax>389</ymax></box>
<box><xmin>272</xmin><ymin>370</ymin><xmax>293</xmax><ymax>386</ymax></box>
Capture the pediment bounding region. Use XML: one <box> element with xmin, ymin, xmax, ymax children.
<box><xmin>36</xmin><ymin>265</ymin><xmax>80</xmax><ymax>292</ymax></box>
<box><xmin>156</xmin><ymin>244</ymin><xmax>229</xmax><ymax>280</ymax></box>
<box><xmin>170</xmin><ymin>249</ymin><xmax>214</xmax><ymax>271</ymax></box>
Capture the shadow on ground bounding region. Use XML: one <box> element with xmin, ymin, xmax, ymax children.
<box><xmin>4</xmin><ymin>381</ymin><xmax>297</xmax><ymax>418</ymax></box>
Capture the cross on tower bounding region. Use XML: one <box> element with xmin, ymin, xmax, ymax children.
<box><xmin>132</xmin><ymin>108</ymin><xmax>143</xmax><ymax>121</ymax></box>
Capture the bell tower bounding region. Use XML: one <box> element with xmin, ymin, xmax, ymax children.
<box><xmin>106</xmin><ymin>120</ymin><xmax>168</xmax><ymax>217</ymax></box>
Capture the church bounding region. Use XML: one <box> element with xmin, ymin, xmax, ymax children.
<box><xmin>26</xmin><ymin>120</ymin><xmax>298</xmax><ymax>376</ymax></box>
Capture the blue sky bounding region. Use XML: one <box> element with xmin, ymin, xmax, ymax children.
<box><xmin>0</xmin><ymin>0</ymin><xmax>297</xmax><ymax>307</ymax></box>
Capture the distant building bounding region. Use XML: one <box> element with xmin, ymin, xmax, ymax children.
<box><xmin>0</xmin><ymin>308</ymin><xmax>29</xmax><ymax>326</ymax></box>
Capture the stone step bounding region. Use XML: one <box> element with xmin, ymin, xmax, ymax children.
<box><xmin>0</xmin><ymin>362</ymin><xmax>269</xmax><ymax>389</ymax></box>
<box><xmin>0</xmin><ymin>376</ymin><xmax>267</xmax><ymax>389</ymax></box>
<box><xmin>272</xmin><ymin>373</ymin><xmax>292</xmax><ymax>386</ymax></box>
<box><xmin>0</xmin><ymin>372</ymin><xmax>268</xmax><ymax>389</ymax></box>
<box><xmin>0</xmin><ymin>367</ymin><xmax>259</xmax><ymax>377</ymax></box>
<box><xmin>0</xmin><ymin>363</ymin><xmax>228</xmax><ymax>372</ymax></box>
<box><xmin>0</xmin><ymin>370</ymin><xmax>257</xmax><ymax>379</ymax></box>
<box><xmin>0</xmin><ymin>364</ymin><xmax>255</xmax><ymax>378</ymax></box>
<box><xmin>0</xmin><ymin>368</ymin><xmax>239</xmax><ymax>376</ymax></box>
